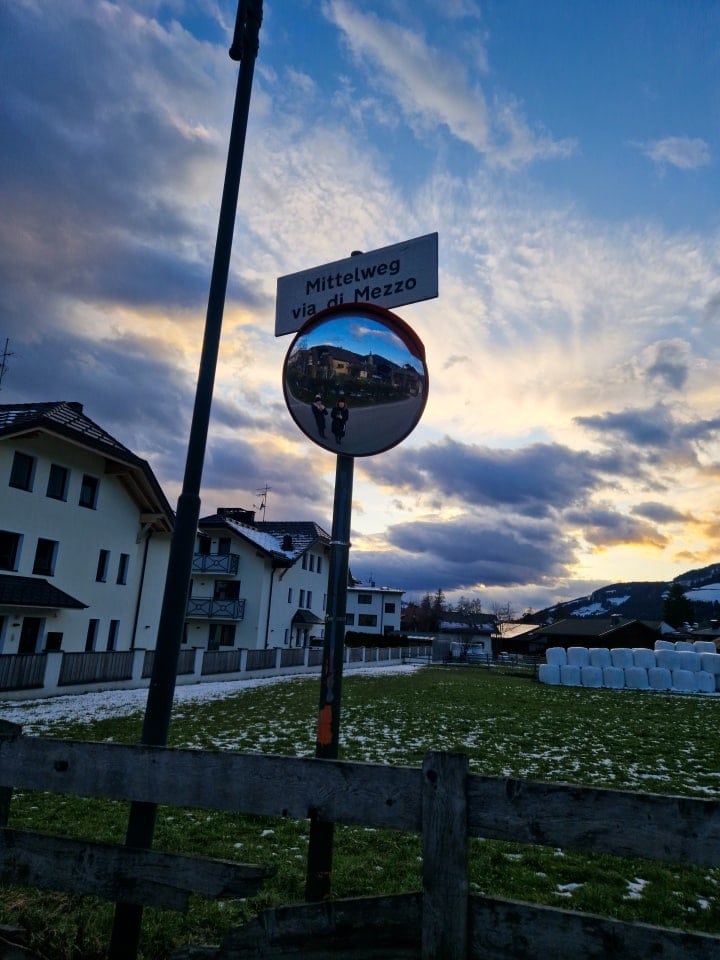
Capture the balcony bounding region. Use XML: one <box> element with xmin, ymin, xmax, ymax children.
<box><xmin>186</xmin><ymin>597</ymin><xmax>246</xmax><ymax>620</ymax></box>
<box><xmin>191</xmin><ymin>552</ymin><xmax>240</xmax><ymax>575</ymax></box>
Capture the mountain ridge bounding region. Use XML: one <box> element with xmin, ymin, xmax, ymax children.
<box><xmin>525</xmin><ymin>562</ymin><xmax>720</xmax><ymax>625</ymax></box>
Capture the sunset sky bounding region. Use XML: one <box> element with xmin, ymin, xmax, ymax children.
<box><xmin>2</xmin><ymin>1</ymin><xmax>719</xmax><ymax>611</ymax></box>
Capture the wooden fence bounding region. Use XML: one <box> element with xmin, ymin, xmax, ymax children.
<box><xmin>1</xmin><ymin>720</ymin><xmax>719</xmax><ymax>959</ymax></box>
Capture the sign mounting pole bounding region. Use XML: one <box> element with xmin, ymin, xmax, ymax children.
<box><xmin>109</xmin><ymin>3</ymin><xmax>263</xmax><ymax>957</ymax></box>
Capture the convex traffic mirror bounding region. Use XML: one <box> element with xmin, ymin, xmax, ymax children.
<box><xmin>282</xmin><ymin>303</ymin><xmax>429</xmax><ymax>457</ymax></box>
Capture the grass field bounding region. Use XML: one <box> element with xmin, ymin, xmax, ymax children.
<box><xmin>3</xmin><ymin>664</ymin><xmax>720</xmax><ymax>959</ymax></box>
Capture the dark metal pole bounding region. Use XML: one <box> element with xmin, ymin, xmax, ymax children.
<box><xmin>305</xmin><ymin>452</ymin><xmax>354</xmax><ymax>901</ymax></box>
<box><xmin>109</xmin><ymin>3</ymin><xmax>262</xmax><ymax>956</ymax></box>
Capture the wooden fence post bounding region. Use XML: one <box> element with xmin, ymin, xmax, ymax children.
<box><xmin>422</xmin><ymin>751</ymin><xmax>469</xmax><ymax>960</ymax></box>
<box><xmin>0</xmin><ymin>721</ymin><xmax>22</xmax><ymax>827</ymax></box>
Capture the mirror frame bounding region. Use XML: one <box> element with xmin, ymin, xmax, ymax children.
<box><xmin>282</xmin><ymin>302</ymin><xmax>429</xmax><ymax>457</ymax></box>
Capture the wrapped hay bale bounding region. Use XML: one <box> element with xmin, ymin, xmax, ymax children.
<box><xmin>697</xmin><ymin>671</ymin><xmax>715</xmax><ymax>694</ymax></box>
<box><xmin>648</xmin><ymin>667</ymin><xmax>672</xmax><ymax>691</ymax></box>
<box><xmin>700</xmin><ymin>652</ymin><xmax>720</xmax><ymax>674</ymax></box>
<box><xmin>633</xmin><ymin>648</ymin><xmax>656</xmax><ymax>670</ymax></box>
<box><xmin>671</xmin><ymin>669</ymin><xmax>698</xmax><ymax>693</ymax></box>
<box><xmin>675</xmin><ymin>641</ymin><xmax>695</xmax><ymax>652</ymax></box>
<box><xmin>677</xmin><ymin>651</ymin><xmax>701</xmax><ymax>672</ymax></box>
<box><xmin>560</xmin><ymin>664</ymin><xmax>581</xmax><ymax>686</ymax></box>
<box><xmin>654</xmin><ymin>639</ymin><xmax>675</xmax><ymax>651</ymax></box>
<box><xmin>610</xmin><ymin>648</ymin><xmax>634</xmax><ymax>669</ymax></box>
<box><xmin>545</xmin><ymin>647</ymin><xmax>568</xmax><ymax>667</ymax></box>
<box><xmin>602</xmin><ymin>666</ymin><xmax>625</xmax><ymax>689</ymax></box>
<box><xmin>538</xmin><ymin>663</ymin><xmax>561</xmax><ymax>685</ymax></box>
<box><xmin>693</xmin><ymin>640</ymin><xmax>717</xmax><ymax>654</ymax></box>
<box><xmin>589</xmin><ymin>647</ymin><xmax>612</xmax><ymax>668</ymax></box>
<box><xmin>567</xmin><ymin>646</ymin><xmax>590</xmax><ymax>667</ymax></box>
<box><xmin>624</xmin><ymin>666</ymin><xmax>649</xmax><ymax>690</ymax></box>
<box><xmin>656</xmin><ymin>649</ymin><xmax>680</xmax><ymax>671</ymax></box>
<box><xmin>581</xmin><ymin>665</ymin><xmax>603</xmax><ymax>688</ymax></box>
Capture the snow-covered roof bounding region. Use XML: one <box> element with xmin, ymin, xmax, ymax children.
<box><xmin>199</xmin><ymin>513</ymin><xmax>330</xmax><ymax>563</ymax></box>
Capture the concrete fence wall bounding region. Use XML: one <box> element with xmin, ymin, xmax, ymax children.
<box><xmin>0</xmin><ymin>645</ymin><xmax>431</xmax><ymax>700</ymax></box>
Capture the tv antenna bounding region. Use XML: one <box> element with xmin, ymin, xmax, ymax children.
<box><xmin>254</xmin><ymin>482</ymin><xmax>270</xmax><ymax>520</ymax></box>
<box><xmin>0</xmin><ymin>339</ymin><xmax>15</xmax><ymax>390</ymax></box>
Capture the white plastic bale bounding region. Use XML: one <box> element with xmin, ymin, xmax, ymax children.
<box><xmin>654</xmin><ymin>639</ymin><xmax>675</xmax><ymax>651</ymax></box>
<box><xmin>589</xmin><ymin>647</ymin><xmax>612</xmax><ymax>668</ymax></box>
<box><xmin>632</xmin><ymin>648</ymin><xmax>656</xmax><ymax>670</ymax></box>
<box><xmin>625</xmin><ymin>666</ymin><xmax>649</xmax><ymax>690</ymax></box>
<box><xmin>675</xmin><ymin>641</ymin><xmax>695</xmax><ymax>652</ymax></box>
<box><xmin>697</xmin><ymin>671</ymin><xmax>715</xmax><ymax>694</ymax></box>
<box><xmin>603</xmin><ymin>666</ymin><xmax>625</xmax><ymax>689</ymax></box>
<box><xmin>677</xmin><ymin>651</ymin><xmax>702</xmax><ymax>672</ymax></box>
<box><xmin>567</xmin><ymin>646</ymin><xmax>590</xmax><ymax>667</ymax></box>
<box><xmin>671</xmin><ymin>669</ymin><xmax>698</xmax><ymax>693</ymax></box>
<box><xmin>693</xmin><ymin>640</ymin><xmax>717</xmax><ymax>654</ymax></box>
<box><xmin>610</xmin><ymin>648</ymin><xmax>634</xmax><ymax>669</ymax></box>
<box><xmin>656</xmin><ymin>649</ymin><xmax>680</xmax><ymax>671</ymax></box>
<box><xmin>538</xmin><ymin>663</ymin><xmax>561</xmax><ymax>685</ymax></box>
<box><xmin>560</xmin><ymin>664</ymin><xmax>582</xmax><ymax>686</ymax></box>
<box><xmin>648</xmin><ymin>667</ymin><xmax>672</xmax><ymax>691</ymax></box>
<box><xmin>700</xmin><ymin>653</ymin><xmax>720</xmax><ymax>675</ymax></box>
<box><xmin>545</xmin><ymin>647</ymin><xmax>568</xmax><ymax>667</ymax></box>
<box><xmin>581</xmin><ymin>665</ymin><xmax>603</xmax><ymax>688</ymax></box>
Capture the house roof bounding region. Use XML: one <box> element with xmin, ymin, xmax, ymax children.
<box><xmin>0</xmin><ymin>574</ymin><xmax>87</xmax><ymax>610</ymax></box>
<box><xmin>199</xmin><ymin>513</ymin><xmax>330</xmax><ymax>564</ymax></box>
<box><xmin>0</xmin><ymin>401</ymin><xmax>174</xmax><ymax>532</ymax></box>
<box><xmin>292</xmin><ymin>609</ymin><xmax>324</xmax><ymax>625</ymax></box>
<box><xmin>528</xmin><ymin>618</ymin><xmax>658</xmax><ymax>638</ymax></box>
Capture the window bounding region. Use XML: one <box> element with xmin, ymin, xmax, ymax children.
<box><xmin>33</xmin><ymin>538</ymin><xmax>58</xmax><ymax>576</ymax></box>
<box><xmin>9</xmin><ymin>452</ymin><xmax>35</xmax><ymax>491</ymax></box>
<box><xmin>309</xmin><ymin>554</ymin><xmax>315</xmax><ymax>572</ymax></box>
<box><xmin>96</xmin><ymin>549</ymin><xmax>110</xmax><ymax>582</ymax></box>
<box><xmin>358</xmin><ymin>614</ymin><xmax>378</xmax><ymax>627</ymax></box>
<box><xmin>384</xmin><ymin>602</ymin><xmax>396</xmax><ymax>614</ymax></box>
<box><xmin>214</xmin><ymin>580</ymin><xmax>239</xmax><ymax>600</ymax></box>
<box><xmin>287</xmin><ymin>587</ymin><xmax>293</xmax><ymax>604</ymax></box>
<box><xmin>45</xmin><ymin>631</ymin><xmax>63</xmax><ymax>652</ymax></box>
<box><xmin>79</xmin><ymin>474</ymin><xmax>99</xmax><ymax>509</ymax></box>
<box><xmin>358</xmin><ymin>593</ymin><xmax>372</xmax><ymax>605</ymax></box>
<box><xmin>85</xmin><ymin>619</ymin><xmax>99</xmax><ymax>652</ymax></box>
<box><xmin>345</xmin><ymin>613</ymin><xmax>355</xmax><ymax>626</ymax></box>
<box><xmin>317</xmin><ymin>556</ymin><xmax>322</xmax><ymax>575</ymax></box>
<box><xmin>306</xmin><ymin>590</ymin><xmax>312</xmax><ymax>609</ymax></box>
<box><xmin>0</xmin><ymin>531</ymin><xmax>21</xmax><ymax>571</ymax></box>
<box><xmin>208</xmin><ymin>623</ymin><xmax>236</xmax><ymax>649</ymax></box>
<box><xmin>299</xmin><ymin>589</ymin><xmax>305</xmax><ymax>607</ymax></box>
<box><xmin>218</xmin><ymin>537</ymin><xmax>231</xmax><ymax>555</ymax></box>
<box><xmin>46</xmin><ymin>464</ymin><xmax>69</xmax><ymax>501</ymax></box>
<box><xmin>284</xmin><ymin>628</ymin><xmax>289</xmax><ymax>644</ymax></box>
<box><xmin>116</xmin><ymin>553</ymin><xmax>130</xmax><ymax>585</ymax></box>
<box><xmin>302</xmin><ymin>554</ymin><xmax>308</xmax><ymax>570</ymax></box>
<box><xmin>107</xmin><ymin>620</ymin><xmax>120</xmax><ymax>651</ymax></box>
<box><xmin>323</xmin><ymin>593</ymin><xmax>326</xmax><ymax>611</ymax></box>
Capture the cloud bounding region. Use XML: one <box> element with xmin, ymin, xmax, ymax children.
<box><xmin>640</xmin><ymin>339</ymin><xmax>691</xmax><ymax>391</ymax></box>
<box><xmin>639</xmin><ymin>136</ymin><xmax>711</xmax><ymax>171</ymax></box>
<box><xmin>350</xmin><ymin>511</ymin><xmax>576</xmax><ymax>594</ymax></box>
<box><xmin>368</xmin><ymin>437</ymin><xmax>618</xmax><ymax>515</ymax></box>
<box><xmin>631</xmin><ymin>501</ymin><xmax>689</xmax><ymax>524</ymax></box>
<box><xmin>564</xmin><ymin>503</ymin><xmax>667</xmax><ymax>549</ymax></box>
<box><xmin>323</xmin><ymin>0</ymin><xmax>575</xmax><ymax>168</ymax></box>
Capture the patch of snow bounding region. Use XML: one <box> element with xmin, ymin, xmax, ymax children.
<box><xmin>624</xmin><ymin>877</ymin><xmax>648</xmax><ymax>900</ymax></box>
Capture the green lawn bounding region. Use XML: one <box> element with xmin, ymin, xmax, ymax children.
<box><xmin>3</xmin><ymin>666</ymin><xmax>720</xmax><ymax>958</ymax></box>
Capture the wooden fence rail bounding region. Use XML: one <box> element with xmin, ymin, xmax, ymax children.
<box><xmin>0</xmin><ymin>720</ymin><xmax>719</xmax><ymax>958</ymax></box>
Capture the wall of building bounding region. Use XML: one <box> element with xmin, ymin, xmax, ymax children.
<box><xmin>346</xmin><ymin>587</ymin><xmax>403</xmax><ymax>635</ymax></box>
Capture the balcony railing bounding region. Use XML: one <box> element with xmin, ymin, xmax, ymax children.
<box><xmin>186</xmin><ymin>597</ymin><xmax>246</xmax><ymax>620</ymax></box>
<box><xmin>191</xmin><ymin>552</ymin><xmax>239</xmax><ymax>575</ymax></box>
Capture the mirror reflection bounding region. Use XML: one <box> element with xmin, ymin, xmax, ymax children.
<box><xmin>283</xmin><ymin>305</ymin><xmax>429</xmax><ymax>457</ymax></box>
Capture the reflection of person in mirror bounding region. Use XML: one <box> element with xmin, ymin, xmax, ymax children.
<box><xmin>310</xmin><ymin>395</ymin><xmax>328</xmax><ymax>438</ymax></box>
<box><xmin>331</xmin><ymin>396</ymin><xmax>349</xmax><ymax>445</ymax></box>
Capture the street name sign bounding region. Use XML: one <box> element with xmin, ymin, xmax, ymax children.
<box><xmin>275</xmin><ymin>232</ymin><xmax>438</xmax><ymax>336</ymax></box>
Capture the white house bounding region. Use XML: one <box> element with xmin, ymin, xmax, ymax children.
<box><xmin>0</xmin><ymin>401</ymin><xmax>173</xmax><ymax>654</ymax></box>
<box><xmin>186</xmin><ymin>507</ymin><xmax>331</xmax><ymax>650</ymax></box>
<box><xmin>346</xmin><ymin>582</ymin><xmax>403</xmax><ymax>635</ymax></box>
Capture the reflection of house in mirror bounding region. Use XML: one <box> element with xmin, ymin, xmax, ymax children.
<box><xmin>287</xmin><ymin>343</ymin><xmax>424</xmax><ymax>403</ymax></box>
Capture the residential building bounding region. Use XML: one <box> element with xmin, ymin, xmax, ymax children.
<box><xmin>0</xmin><ymin>401</ymin><xmax>173</xmax><ymax>654</ymax></box>
<box><xmin>186</xmin><ymin>508</ymin><xmax>331</xmax><ymax>650</ymax></box>
<box><xmin>345</xmin><ymin>581</ymin><xmax>403</xmax><ymax>635</ymax></box>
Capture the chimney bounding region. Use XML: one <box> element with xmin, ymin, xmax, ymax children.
<box><xmin>218</xmin><ymin>507</ymin><xmax>255</xmax><ymax>524</ymax></box>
